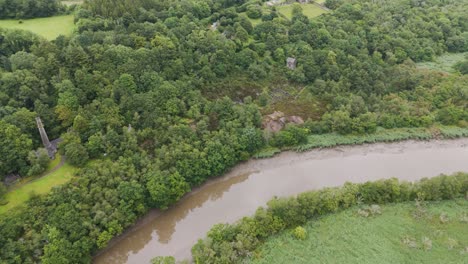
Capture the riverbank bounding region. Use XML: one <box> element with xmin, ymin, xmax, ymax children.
<box><xmin>250</xmin><ymin>199</ymin><xmax>468</xmax><ymax>264</ymax></box>
<box><xmin>255</xmin><ymin>126</ymin><xmax>468</xmax><ymax>158</ymax></box>
<box><xmin>192</xmin><ymin>173</ymin><xmax>468</xmax><ymax>263</ymax></box>
<box><xmin>95</xmin><ymin>138</ymin><xmax>468</xmax><ymax>264</ymax></box>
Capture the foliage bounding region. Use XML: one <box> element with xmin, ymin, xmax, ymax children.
<box><xmin>292</xmin><ymin>226</ymin><xmax>306</xmax><ymax>240</ymax></box>
<box><xmin>250</xmin><ymin>199</ymin><xmax>468</xmax><ymax>264</ymax></box>
<box><xmin>192</xmin><ymin>173</ymin><xmax>468</xmax><ymax>263</ymax></box>
<box><xmin>0</xmin><ymin>120</ymin><xmax>33</xmax><ymax>178</ymax></box>
<box><xmin>270</xmin><ymin>125</ymin><xmax>308</xmax><ymax>147</ymax></box>
<box><xmin>27</xmin><ymin>148</ymin><xmax>50</xmax><ymax>176</ymax></box>
<box><xmin>0</xmin><ymin>0</ymin><xmax>64</xmax><ymax>19</ymax></box>
<box><xmin>0</xmin><ymin>183</ymin><xmax>6</xmax><ymax>203</ymax></box>
<box><xmin>453</xmin><ymin>55</ymin><xmax>468</xmax><ymax>74</ymax></box>
<box><xmin>151</xmin><ymin>256</ymin><xmax>176</xmax><ymax>264</ymax></box>
<box><xmin>0</xmin><ymin>0</ymin><xmax>467</xmax><ymax>262</ymax></box>
<box><xmin>296</xmin><ymin>126</ymin><xmax>468</xmax><ymax>152</ymax></box>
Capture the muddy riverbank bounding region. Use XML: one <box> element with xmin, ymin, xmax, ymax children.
<box><xmin>94</xmin><ymin>138</ymin><xmax>468</xmax><ymax>264</ymax></box>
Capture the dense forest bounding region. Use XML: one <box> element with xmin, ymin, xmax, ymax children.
<box><xmin>0</xmin><ymin>0</ymin><xmax>64</xmax><ymax>19</ymax></box>
<box><xmin>0</xmin><ymin>0</ymin><xmax>467</xmax><ymax>262</ymax></box>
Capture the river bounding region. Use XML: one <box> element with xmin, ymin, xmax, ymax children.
<box><xmin>94</xmin><ymin>138</ymin><xmax>468</xmax><ymax>263</ymax></box>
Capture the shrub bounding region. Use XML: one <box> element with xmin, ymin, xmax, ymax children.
<box><xmin>293</xmin><ymin>226</ymin><xmax>307</xmax><ymax>240</ymax></box>
<box><xmin>0</xmin><ymin>182</ymin><xmax>7</xmax><ymax>202</ymax></box>
<box><xmin>270</xmin><ymin>125</ymin><xmax>308</xmax><ymax>148</ymax></box>
<box><xmin>151</xmin><ymin>256</ymin><xmax>175</xmax><ymax>264</ymax></box>
<box><xmin>246</xmin><ymin>5</ymin><xmax>262</xmax><ymax>19</ymax></box>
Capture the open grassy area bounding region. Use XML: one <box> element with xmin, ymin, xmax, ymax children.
<box><xmin>417</xmin><ymin>52</ymin><xmax>467</xmax><ymax>73</ymax></box>
<box><xmin>0</xmin><ymin>15</ymin><xmax>75</xmax><ymax>40</ymax></box>
<box><xmin>276</xmin><ymin>3</ymin><xmax>327</xmax><ymax>19</ymax></box>
<box><xmin>61</xmin><ymin>0</ymin><xmax>83</xmax><ymax>6</ymax></box>
<box><xmin>0</xmin><ymin>157</ymin><xmax>77</xmax><ymax>214</ymax></box>
<box><xmin>250</xmin><ymin>199</ymin><xmax>468</xmax><ymax>264</ymax></box>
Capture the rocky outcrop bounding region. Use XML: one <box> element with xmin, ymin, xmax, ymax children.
<box><xmin>262</xmin><ymin>111</ymin><xmax>304</xmax><ymax>132</ymax></box>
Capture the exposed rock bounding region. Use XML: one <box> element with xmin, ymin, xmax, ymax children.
<box><xmin>3</xmin><ymin>174</ymin><xmax>20</xmax><ymax>186</ymax></box>
<box><xmin>262</xmin><ymin>111</ymin><xmax>304</xmax><ymax>132</ymax></box>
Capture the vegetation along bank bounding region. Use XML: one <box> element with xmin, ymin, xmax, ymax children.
<box><xmin>0</xmin><ymin>0</ymin><xmax>467</xmax><ymax>263</ymax></box>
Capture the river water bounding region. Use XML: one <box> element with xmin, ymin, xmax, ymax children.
<box><xmin>94</xmin><ymin>139</ymin><xmax>468</xmax><ymax>264</ymax></box>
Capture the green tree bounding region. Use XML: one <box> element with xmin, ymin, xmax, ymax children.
<box><xmin>0</xmin><ymin>121</ymin><xmax>33</xmax><ymax>177</ymax></box>
<box><xmin>64</xmin><ymin>142</ymin><xmax>89</xmax><ymax>167</ymax></box>
<box><xmin>27</xmin><ymin>148</ymin><xmax>50</xmax><ymax>176</ymax></box>
<box><xmin>146</xmin><ymin>170</ymin><xmax>190</xmax><ymax>209</ymax></box>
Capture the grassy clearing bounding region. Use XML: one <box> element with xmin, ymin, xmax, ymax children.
<box><xmin>0</xmin><ymin>157</ymin><xmax>77</xmax><ymax>214</ymax></box>
<box><xmin>417</xmin><ymin>52</ymin><xmax>467</xmax><ymax>73</ymax></box>
<box><xmin>250</xmin><ymin>199</ymin><xmax>468</xmax><ymax>264</ymax></box>
<box><xmin>61</xmin><ymin>0</ymin><xmax>83</xmax><ymax>6</ymax></box>
<box><xmin>276</xmin><ymin>3</ymin><xmax>327</xmax><ymax>19</ymax></box>
<box><xmin>239</xmin><ymin>13</ymin><xmax>263</xmax><ymax>26</ymax></box>
<box><xmin>0</xmin><ymin>15</ymin><xmax>75</xmax><ymax>40</ymax></box>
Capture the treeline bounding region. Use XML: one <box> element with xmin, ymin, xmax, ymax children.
<box><xmin>0</xmin><ymin>0</ymin><xmax>467</xmax><ymax>262</ymax></box>
<box><xmin>192</xmin><ymin>172</ymin><xmax>468</xmax><ymax>263</ymax></box>
<box><xmin>0</xmin><ymin>0</ymin><xmax>64</xmax><ymax>19</ymax></box>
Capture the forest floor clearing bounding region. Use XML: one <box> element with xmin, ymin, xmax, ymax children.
<box><xmin>0</xmin><ymin>154</ymin><xmax>76</xmax><ymax>214</ymax></box>
<box><xmin>0</xmin><ymin>14</ymin><xmax>74</xmax><ymax>40</ymax></box>
<box><xmin>276</xmin><ymin>3</ymin><xmax>328</xmax><ymax>19</ymax></box>
<box><xmin>417</xmin><ymin>52</ymin><xmax>467</xmax><ymax>73</ymax></box>
<box><xmin>249</xmin><ymin>199</ymin><xmax>468</xmax><ymax>264</ymax></box>
<box><xmin>61</xmin><ymin>0</ymin><xmax>83</xmax><ymax>6</ymax></box>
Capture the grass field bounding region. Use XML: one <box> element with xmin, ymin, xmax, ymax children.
<box><xmin>0</xmin><ymin>15</ymin><xmax>75</xmax><ymax>40</ymax></box>
<box><xmin>61</xmin><ymin>0</ymin><xmax>83</xmax><ymax>6</ymax></box>
<box><xmin>250</xmin><ymin>199</ymin><xmax>468</xmax><ymax>264</ymax></box>
<box><xmin>417</xmin><ymin>52</ymin><xmax>467</xmax><ymax>73</ymax></box>
<box><xmin>276</xmin><ymin>3</ymin><xmax>327</xmax><ymax>19</ymax></box>
<box><xmin>0</xmin><ymin>156</ymin><xmax>77</xmax><ymax>214</ymax></box>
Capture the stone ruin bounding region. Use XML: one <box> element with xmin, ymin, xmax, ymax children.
<box><xmin>262</xmin><ymin>111</ymin><xmax>304</xmax><ymax>132</ymax></box>
<box><xmin>286</xmin><ymin>57</ymin><xmax>297</xmax><ymax>69</ymax></box>
<box><xmin>36</xmin><ymin>117</ymin><xmax>57</xmax><ymax>159</ymax></box>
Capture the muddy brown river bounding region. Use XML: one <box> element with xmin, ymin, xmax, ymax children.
<box><xmin>94</xmin><ymin>139</ymin><xmax>468</xmax><ymax>264</ymax></box>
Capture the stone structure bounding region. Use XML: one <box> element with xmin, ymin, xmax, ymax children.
<box><xmin>210</xmin><ymin>21</ymin><xmax>219</xmax><ymax>30</ymax></box>
<box><xmin>286</xmin><ymin>57</ymin><xmax>297</xmax><ymax>69</ymax></box>
<box><xmin>36</xmin><ymin>117</ymin><xmax>57</xmax><ymax>159</ymax></box>
<box><xmin>262</xmin><ymin>111</ymin><xmax>304</xmax><ymax>132</ymax></box>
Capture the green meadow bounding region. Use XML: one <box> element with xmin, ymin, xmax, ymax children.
<box><xmin>0</xmin><ymin>155</ymin><xmax>77</xmax><ymax>214</ymax></box>
<box><xmin>276</xmin><ymin>3</ymin><xmax>327</xmax><ymax>19</ymax></box>
<box><xmin>250</xmin><ymin>199</ymin><xmax>468</xmax><ymax>264</ymax></box>
<box><xmin>0</xmin><ymin>14</ymin><xmax>75</xmax><ymax>40</ymax></box>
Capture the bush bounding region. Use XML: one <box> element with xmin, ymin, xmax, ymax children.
<box><xmin>293</xmin><ymin>226</ymin><xmax>306</xmax><ymax>240</ymax></box>
<box><xmin>64</xmin><ymin>142</ymin><xmax>89</xmax><ymax>167</ymax></box>
<box><xmin>246</xmin><ymin>5</ymin><xmax>262</xmax><ymax>19</ymax></box>
<box><xmin>151</xmin><ymin>256</ymin><xmax>176</xmax><ymax>264</ymax></box>
<box><xmin>27</xmin><ymin>148</ymin><xmax>50</xmax><ymax>176</ymax></box>
<box><xmin>0</xmin><ymin>182</ymin><xmax>7</xmax><ymax>201</ymax></box>
<box><xmin>270</xmin><ymin>125</ymin><xmax>308</xmax><ymax>148</ymax></box>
